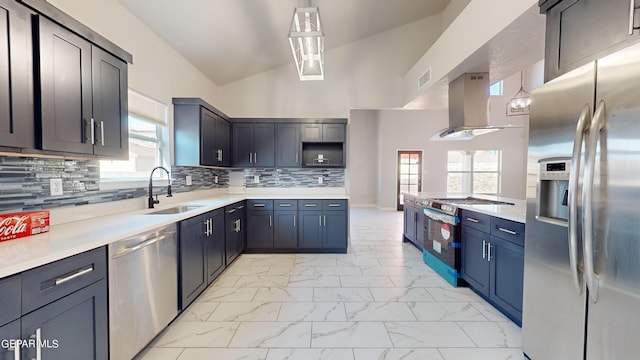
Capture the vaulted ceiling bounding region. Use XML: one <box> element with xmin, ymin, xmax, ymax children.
<box><xmin>118</xmin><ymin>0</ymin><xmax>452</xmax><ymax>85</ymax></box>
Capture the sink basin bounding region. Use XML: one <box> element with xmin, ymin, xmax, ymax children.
<box><xmin>146</xmin><ymin>205</ymin><xmax>203</xmax><ymax>215</ymax></box>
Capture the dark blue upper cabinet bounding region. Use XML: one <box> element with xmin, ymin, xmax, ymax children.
<box><xmin>232</xmin><ymin>123</ymin><xmax>275</xmax><ymax>167</ymax></box>
<box><xmin>0</xmin><ymin>0</ymin><xmax>33</xmax><ymax>150</ymax></box>
<box><xmin>276</xmin><ymin>123</ymin><xmax>300</xmax><ymax>167</ymax></box>
<box><xmin>542</xmin><ymin>0</ymin><xmax>640</xmax><ymax>81</ymax></box>
<box><xmin>174</xmin><ymin>98</ymin><xmax>231</xmax><ymax>167</ymax></box>
<box><xmin>301</xmin><ymin>123</ymin><xmax>345</xmax><ymax>142</ymax></box>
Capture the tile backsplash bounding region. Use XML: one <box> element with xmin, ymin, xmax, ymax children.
<box><xmin>0</xmin><ymin>155</ymin><xmax>345</xmax><ymax>212</ymax></box>
<box><xmin>0</xmin><ymin>156</ymin><xmax>228</xmax><ymax>211</ymax></box>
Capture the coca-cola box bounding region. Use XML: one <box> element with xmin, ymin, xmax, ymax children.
<box><xmin>0</xmin><ymin>211</ymin><xmax>50</xmax><ymax>242</ymax></box>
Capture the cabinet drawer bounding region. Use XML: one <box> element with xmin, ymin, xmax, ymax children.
<box><xmin>323</xmin><ymin>199</ymin><xmax>347</xmax><ymax>211</ymax></box>
<box><xmin>490</xmin><ymin>217</ymin><xmax>525</xmax><ymax>246</ymax></box>
<box><xmin>0</xmin><ymin>274</ymin><xmax>21</xmax><ymax>326</ymax></box>
<box><xmin>274</xmin><ymin>199</ymin><xmax>298</xmax><ymax>210</ymax></box>
<box><xmin>298</xmin><ymin>199</ymin><xmax>322</xmax><ymax>210</ymax></box>
<box><xmin>22</xmin><ymin>247</ymin><xmax>107</xmax><ymax>314</ymax></box>
<box><xmin>247</xmin><ymin>199</ymin><xmax>274</xmax><ymax>211</ymax></box>
<box><xmin>460</xmin><ymin>210</ymin><xmax>490</xmax><ymax>233</ymax></box>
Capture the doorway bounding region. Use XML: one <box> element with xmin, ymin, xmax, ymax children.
<box><xmin>397</xmin><ymin>151</ymin><xmax>422</xmax><ymax>211</ymax></box>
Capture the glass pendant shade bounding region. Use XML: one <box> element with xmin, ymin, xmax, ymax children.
<box><xmin>288</xmin><ymin>7</ymin><xmax>324</xmax><ymax>81</ymax></box>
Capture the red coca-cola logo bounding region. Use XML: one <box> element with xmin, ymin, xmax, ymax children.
<box><xmin>0</xmin><ymin>216</ymin><xmax>29</xmax><ymax>237</ymax></box>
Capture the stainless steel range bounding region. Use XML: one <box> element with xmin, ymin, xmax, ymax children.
<box><xmin>421</xmin><ymin>197</ymin><xmax>514</xmax><ymax>287</ymax></box>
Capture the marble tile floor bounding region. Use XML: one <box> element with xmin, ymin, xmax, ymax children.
<box><xmin>135</xmin><ymin>208</ymin><xmax>524</xmax><ymax>360</ymax></box>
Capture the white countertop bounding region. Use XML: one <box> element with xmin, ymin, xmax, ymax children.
<box><xmin>404</xmin><ymin>192</ymin><xmax>526</xmax><ymax>223</ymax></box>
<box><xmin>0</xmin><ymin>189</ymin><xmax>349</xmax><ymax>278</ymax></box>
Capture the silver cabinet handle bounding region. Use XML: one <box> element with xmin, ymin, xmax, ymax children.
<box><xmin>487</xmin><ymin>243</ymin><xmax>493</xmax><ymax>262</ymax></box>
<box><xmin>482</xmin><ymin>240</ymin><xmax>487</xmax><ymax>259</ymax></box>
<box><xmin>9</xmin><ymin>342</ymin><xmax>19</xmax><ymax>360</ymax></box>
<box><xmin>55</xmin><ymin>266</ymin><xmax>94</xmax><ymax>286</ymax></box>
<box><xmin>227</xmin><ymin>209</ymin><xmax>236</xmax><ymax>214</ymax></box>
<box><xmin>466</xmin><ymin>217</ymin><xmax>479</xmax><ymax>223</ymax></box>
<box><xmin>204</xmin><ymin>220</ymin><xmax>210</xmax><ymax>236</ymax></box>
<box><xmin>327</xmin><ymin>203</ymin><xmax>341</xmax><ymax>207</ymax></box>
<box><xmin>583</xmin><ymin>100</ymin><xmax>606</xmax><ymax>302</ymax></box>
<box><xmin>279</xmin><ymin>203</ymin><xmax>292</xmax><ymax>207</ymax></box>
<box><xmin>90</xmin><ymin>118</ymin><xmax>96</xmax><ymax>144</ymax></box>
<box><xmin>254</xmin><ymin>152</ymin><xmax>257</xmax><ymax>164</ymax></box>
<box><xmin>498</xmin><ymin>227</ymin><xmax>517</xmax><ymax>235</ymax></box>
<box><xmin>30</xmin><ymin>328</ymin><xmax>42</xmax><ymax>360</ymax></box>
<box><xmin>296</xmin><ymin>152</ymin><xmax>299</xmax><ymax>164</ymax></box>
<box><xmin>568</xmin><ymin>104</ymin><xmax>591</xmax><ymax>295</ymax></box>
<box><xmin>323</xmin><ymin>215</ymin><xmax>326</xmax><ymax>227</ymax></box>
<box><xmin>217</xmin><ymin>149</ymin><xmax>222</xmax><ymax>162</ymax></box>
<box><xmin>253</xmin><ymin>204</ymin><xmax>266</xmax><ymax>207</ymax></box>
<box><xmin>269</xmin><ymin>215</ymin><xmax>272</xmax><ymax>227</ymax></box>
<box><xmin>100</xmin><ymin>120</ymin><xmax>105</xmax><ymax>146</ymax></box>
<box><xmin>304</xmin><ymin>204</ymin><xmax>318</xmax><ymax>207</ymax></box>
<box><xmin>293</xmin><ymin>215</ymin><xmax>296</xmax><ymax>227</ymax></box>
<box><xmin>319</xmin><ymin>215</ymin><xmax>322</xmax><ymax>227</ymax></box>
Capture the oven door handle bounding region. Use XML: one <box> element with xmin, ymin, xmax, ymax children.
<box><xmin>422</xmin><ymin>208</ymin><xmax>458</xmax><ymax>225</ymax></box>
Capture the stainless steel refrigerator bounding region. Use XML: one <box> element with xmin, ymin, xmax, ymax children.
<box><xmin>522</xmin><ymin>41</ymin><xmax>640</xmax><ymax>359</ymax></box>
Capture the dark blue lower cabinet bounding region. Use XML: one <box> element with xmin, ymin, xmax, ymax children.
<box><xmin>0</xmin><ymin>320</ymin><xmax>20</xmax><ymax>360</ymax></box>
<box><xmin>274</xmin><ymin>211</ymin><xmax>298</xmax><ymax>248</ymax></box>
<box><xmin>246</xmin><ymin>211</ymin><xmax>274</xmax><ymax>249</ymax></box>
<box><xmin>323</xmin><ymin>211</ymin><xmax>347</xmax><ymax>249</ymax></box>
<box><xmin>461</xmin><ymin>226</ymin><xmax>491</xmax><ymax>297</ymax></box>
<box><xmin>179</xmin><ymin>213</ymin><xmax>208</xmax><ymax>310</ymax></box>
<box><xmin>489</xmin><ymin>236</ymin><xmax>524</xmax><ymax>323</ymax></box>
<box><xmin>20</xmin><ymin>279</ymin><xmax>108</xmax><ymax>360</ymax></box>
<box><xmin>206</xmin><ymin>210</ymin><xmax>226</xmax><ymax>284</ymax></box>
<box><xmin>298</xmin><ymin>211</ymin><xmax>323</xmax><ymax>248</ymax></box>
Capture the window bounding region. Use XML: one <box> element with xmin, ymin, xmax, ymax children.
<box><xmin>447</xmin><ymin>150</ymin><xmax>501</xmax><ymax>195</ymax></box>
<box><xmin>100</xmin><ymin>90</ymin><xmax>169</xmax><ymax>182</ymax></box>
<box><xmin>397</xmin><ymin>151</ymin><xmax>422</xmax><ymax>211</ymax></box>
<box><xmin>489</xmin><ymin>80</ymin><xmax>504</xmax><ymax>96</ymax></box>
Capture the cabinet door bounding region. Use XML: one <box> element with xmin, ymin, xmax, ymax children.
<box><xmin>0</xmin><ymin>0</ymin><xmax>33</xmax><ymax>149</ymax></box>
<box><xmin>0</xmin><ymin>320</ymin><xmax>20</xmax><ymax>360</ymax></box>
<box><xmin>274</xmin><ymin>211</ymin><xmax>298</xmax><ymax>248</ymax></box>
<box><xmin>232</xmin><ymin>124</ymin><xmax>253</xmax><ymax>167</ymax></box>
<box><xmin>489</xmin><ymin>236</ymin><xmax>524</xmax><ymax>323</ymax></box>
<box><xmin>276</xmin><ymin>123</ymin><xmax>300</xmax><ymax>167</ymax></box>
<box><xmin>298</xmin><ymin>210</ymin><xmax>323</xmax><ymax>248</ymax></box>
<box><xmin>323</xmin><ymin>211</ymin><xmax>347</xmax><ymax>249</ymax></box>
<box><xmin>91</xmin><ymin>46</ymin><xmax>127</xmax><ymax>158</ymax></box>
<box><xmin>301</xmin><ymin>124</ymin><xmax>322</xmax><ymax>142</ymax></box>
<box><xmin>225</xmin><ymin>216</ymin><xmax>238</xmax><ymax>265</ymax></box>
<box><xmin>544</xmin><ymin>0</ymin><xmax>637</xmax><ymax>81</ymax></box>
<box><xmin>461</xmin><ymin>226</ymin><xmax>490</xmax><ymax>296</ymax></box>
<box><xmin>179</xmin><ymin>215</ymin><xmax>207</xmax><ymax>309</ymax></box>
<box><xmin>214</xmin><ymin>116</ymin><xmax>230</xmax><ymax>166</ymax></box>
<box><xmin>21</xmin><ymin>279</ymin><xmax>108</xmax><ymax>360</ymax></box>
<box><xmin>405</xmin><ymin>207</ymin><xmax>417</xmax><ymax>243</ymax></box>
<box><xmin>200</xmin><ymin>108</ymin><xmax>218</xmax><ymax>166</ymax></box>
<box><xmin>322</xmin><ymin>124</ymin><xmax>345</xmax><ymax>142</ymax></box>
<box><xmin>252</xmin><ymin>124</ymin><xmax>275</xmax><ymax>167</ymax></box>
<box><xmin>206</xmin><ymin>211</ymin><xmax>226</xmax><ymax>284</ymax></box>
<box><xmin>415</xmin><ymin>211</ymin><xmax>425</xmax><ymax>250</ymax></box>
<box><xmin>36</xmin><ymin>16</ymin><xmax>93</xmax><ymax>154</ymax></box>
<box><xmin>246</xmin><ymin>211</ymin><xmax>274</xmax><ymax>249</ymax></box>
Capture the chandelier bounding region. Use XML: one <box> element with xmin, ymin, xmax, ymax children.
<box><xmin>288</xmin><ymin>6</ymin><xmax>324</xmax><ymax>81</ymax></box>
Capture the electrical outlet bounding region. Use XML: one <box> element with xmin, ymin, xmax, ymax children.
<box><xmin>50</xmin><ymin>178</ymin><xmax>63</xmax><ymax>196</ymax></box>
<box><xmin>254</xmin><ymin>175</ymin><xmax>260</xmax><ymax>184</ymax></box>
<box><xmin>186</xmin><ymin>175</ymin><xmax>192</xmax><ymax>186</ymax></box>
<box><xmin>214</xmin><ymin>175</ymin><xmax>219</xmax><ymax>184</ymax></box>
<box><xmin>318</xmin><ymin>176</ymin><xmax>323</xmax><ymax>185</ymax></box>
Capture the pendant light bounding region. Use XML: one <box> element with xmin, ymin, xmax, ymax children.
<box><xmin>507</xmin><ymin>70</ymin><xmax>531</xmax><ymax>116</ymax></box>
<box><xmin>288</xmin><ymin>4</ymin><xmax>324</xmax><ymax>81</ymax></box>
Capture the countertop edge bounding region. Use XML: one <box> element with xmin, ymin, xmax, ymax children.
<box><xmin>0</xmin><ymin>193</ymin><xmax>350</xmax><ymax>278</ymax></box>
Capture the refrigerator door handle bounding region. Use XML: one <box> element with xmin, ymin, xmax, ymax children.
<box><xmin>583</xmin><ymin>100</ymin><xmax>606</xmax><ymax>302</ymax></box>
<box><xmin>568</xmin><ymin>104</ymin><xmax>591</xmax><ymax>295</ymax></box>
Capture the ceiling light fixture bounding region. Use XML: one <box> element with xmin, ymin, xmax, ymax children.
<box><xmin>507</xmin><ymin>70</ymin><xmax>531</xmax><ymax>116</ymax></box>
<box><xmin>288</xmin><ymin>6</ymin><xmax>324</xmax><ymax>81</ymax></box>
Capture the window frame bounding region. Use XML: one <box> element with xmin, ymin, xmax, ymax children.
<box><xmin>446</xmin><ymin>150</ymin><xmax>502</xmax><ymax>195</ymax></box>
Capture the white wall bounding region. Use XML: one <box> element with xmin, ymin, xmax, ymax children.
<box><xmin>350</xmin><ymin>60</ymin><xmax>545</xmax><ymax>209</ymax></box>
<box><xmin>441</xmin><ymin>0</ymin><xmax>471</xmax><ymax>31</ymax></box>
<box><xmin>220</xmin><ymin>14</ymin><xmax>444</xmax><ymax>118</ymax></box>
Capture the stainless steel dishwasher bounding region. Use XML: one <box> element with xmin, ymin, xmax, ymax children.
<box><xmin>108</xmin><ymin>224</ymin><xmax>178</xmax><ymax>360</ymax></box>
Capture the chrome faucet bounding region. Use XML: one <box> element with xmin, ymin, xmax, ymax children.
<box><xmin>148</xmin><ymin>166</ymin><xmax>172</xmax><ymax>208</ymax></box>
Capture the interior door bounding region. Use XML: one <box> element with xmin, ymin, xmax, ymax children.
<box><xmin>397</xmin><ymin>151</ymin><xmax>422</xmax><ymax>211</ymax></box>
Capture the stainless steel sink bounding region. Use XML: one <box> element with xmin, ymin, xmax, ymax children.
<box><xmin>146</xmin><ymin>205</ymin><xmax>203</xmax><ymax>215</ymax></box>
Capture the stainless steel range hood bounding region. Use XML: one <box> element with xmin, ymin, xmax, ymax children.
<box><xmin>431</xmin><ymin>72</ymin><xmax>519</xmax><ymax>141</ymax></box>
